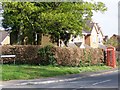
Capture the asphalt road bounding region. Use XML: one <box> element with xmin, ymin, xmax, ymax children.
<box><xmin>2</xmin><ymin>70</ymin><xmax>118</xmax><ymax>89</ymax></box>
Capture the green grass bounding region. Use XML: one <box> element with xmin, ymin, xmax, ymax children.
<box><xmin>1</xmin><ymin>65</ymin><xmax>112</xmax><ymax>81</ymax></box>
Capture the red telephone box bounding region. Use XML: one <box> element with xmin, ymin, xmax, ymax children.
<box><xmin>106</xmin><ymin>46</ymin><xmax>116</xmax><ymax>68</ymax></box>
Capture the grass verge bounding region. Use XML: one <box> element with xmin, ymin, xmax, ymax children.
<box><xmin>2</xmin><ymin>65</ymin><xmax>112</xmax><ymax>81</ymax></box>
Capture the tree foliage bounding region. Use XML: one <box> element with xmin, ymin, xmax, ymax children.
<box><xmin>104</xmin><ymin>35</ymin><xmax>120</xmax><ymax>50</ymax></box>
<box><xmin>105</xmin><ymin>38</ymin><xmax>118</xmax><ymax>47</ymax></box>
<box><xmin>2</xmin><ymin>2</ymin><xmax>107</xmax><ymax>45</ymax></box>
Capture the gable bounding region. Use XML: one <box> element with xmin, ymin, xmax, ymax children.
<box><xmin>96</xmin><ymin>24</ymin><xmax>104</xmax><ymax>37</ymax></box>
<box><xmin>0</xmin><ymin>30</ymin><xmax>9</xmax><ymax>44</ymax></box>
<box><xmin>91</xmin><ymin>25</ymin><xmax>98</xmax><ymax>36</ymax></box>
<box><xmin>1</xmin><ymin>35</ymin><xmax>10</xmax><ymax>45</ymax></box>
<box><xmin>82</xmin><ymin>21</ymin><xmax>100</xmax><ymax>35</ymax></box>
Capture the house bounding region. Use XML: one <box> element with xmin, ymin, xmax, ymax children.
<box><xmin>8</xmin><ymin>20</ymin><xmax>105</xmax><ymax>49</ymax></box>
<box><xmin>0</xmin><ymin>30</ymin><xmax>10</xmax><ymax>45</ymax></box>
<box><xmin>41</xmin><ymin>20</ymin><xmax>105</xmax><ymax>49</ymax></box>
<box><xmin>67</xmin><ymin>21</ymin><xmax>105</xmax><ymax>48</ymax></box>
<box><xmin>41</xmin><ymin>34</ymin><xmax>58</xmax><ymax>46</ymax></box>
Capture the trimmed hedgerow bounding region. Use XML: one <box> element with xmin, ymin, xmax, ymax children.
<box><xmin>51</xmin><ymin>47</ymin><xmax>104</xmax><ymax>67</ymax></box>
<box><xmin>1</xmin><ymin>45</ymin><xmax>41</xmax><ymax>65</ymax></box>
<box><xmin>1</xmin><ymin>45</ymin><xmax>104</xmax><ymax>66</ymax></box>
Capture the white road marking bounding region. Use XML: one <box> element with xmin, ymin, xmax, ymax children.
<box><xmin>0</xmin><ymin>84</ymin><xmax>3</xmax><ymax>87</ymax></box>
<box><xmin>16</xmin><ymin>77</ymin><xmax>86</xmax><ymax>85</ymax></box>
<box><xmin>92</xmin><ymin>79</ymin><xmax>111</xmax><ymax>86</ymax></box>
<box><xmin>16</xmin><ymin>70</ymin><xmax>118</xmax><ymax>86</ymax></box>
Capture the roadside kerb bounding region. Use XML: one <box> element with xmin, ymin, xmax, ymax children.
<box><xmin>90</xmin><ymin>69</ymin><xmax>118</xmax><ymax>77</ymax></box>
<box><xmin>15</xmin><ymin>69</ymin><xmax>118</xmax><ymax>86</ymax></box>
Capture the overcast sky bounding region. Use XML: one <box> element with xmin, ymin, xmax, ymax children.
<box><xmin>88</xmin><ymin>0</ymin><xmax>119</xmax><ymax>37</ymax></box>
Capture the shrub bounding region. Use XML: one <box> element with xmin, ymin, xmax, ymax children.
<box><xmin>38</xmin><ymin>45</ymin><xmax>56</xmax><ymax>66</ymax></box>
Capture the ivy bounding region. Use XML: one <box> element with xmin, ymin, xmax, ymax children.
<box><xmin>38</xmin><ymin>45</ymin><xmax>57</xmax><ymax>66</ymax></box>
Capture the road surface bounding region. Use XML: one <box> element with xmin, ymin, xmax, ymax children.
<box><xmin>1</xmin><ymin>70</ymin><xmax>118</xmax><ymax>89</ymax></box>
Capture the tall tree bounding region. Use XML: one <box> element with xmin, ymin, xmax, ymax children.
<box><xmin>40</xmin><ymin>2</ymin><xmax>107</xmax><ymax>46</ymax></box>
<box><xmin>2</xmin><ymin>2</ymin><xmax>107</xmax><ymax>45</ymax></box>
<box><xmin>2</xmin><ymin>2</ymin><xmax>45</xmax><ymax>44</ymax></box>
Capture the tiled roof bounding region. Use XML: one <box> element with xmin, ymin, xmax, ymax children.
<box><xmin>82</xmin><ymin>20</ymin><xmax>94</xmax><ymax>34</ymax></box>
<box><xmin>74</xmin><ymin>42</ymin><xmax>82</xmax><ymax>47</ymax></box>
<box><xmin>82</xmin><ymin>30</ymin><xmax>91</xmax><ymax>34</ymax></box>
<box><xmin>82</xmin><ymin>20</ymin><xmax>103</xmax><ymax>36</ymax></box>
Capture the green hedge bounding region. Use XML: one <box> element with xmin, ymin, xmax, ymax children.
<box><xmin>1</xmin><ymin>45</ymin><xmax>105</xmax><ymax>66</ymax></box>
<box><xmin>1</xmin><ymin>45</ymin><xmax>41</xmax><ymax>65</ymax></box>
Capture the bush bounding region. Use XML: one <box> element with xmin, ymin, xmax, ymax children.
<box><xmin>38</xmin><ymin>45</ymin><xmax>56</xmax><ymax>66</ymax></box>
